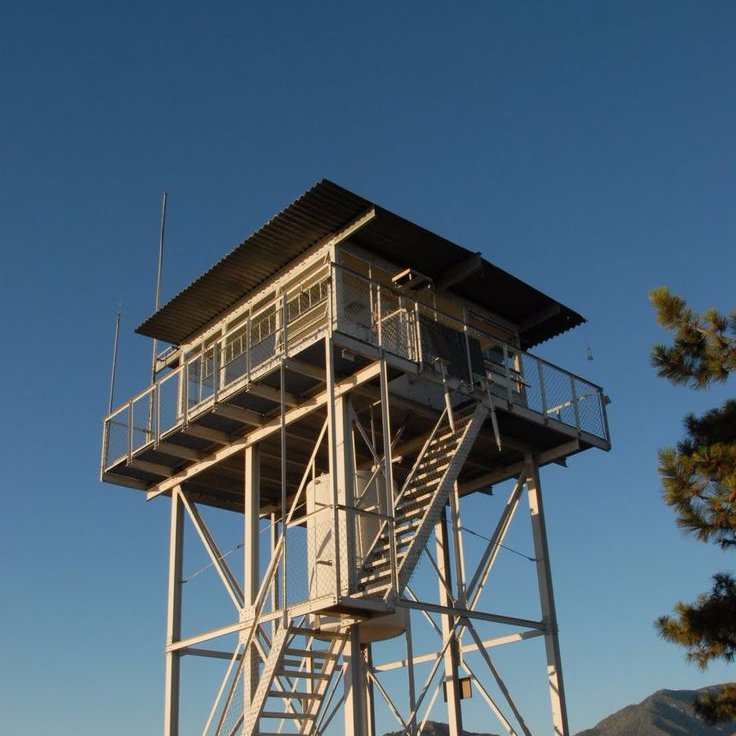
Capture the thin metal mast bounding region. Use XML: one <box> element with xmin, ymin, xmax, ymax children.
<box><xmin>150</xmin><ymin>192</ymin><xmax>168</xmax><ymax>383</ymax></box>
<box><xmin>107</xmin><ymin>310</ymin><xmax>121</xmax><ymax>414</ymax></box>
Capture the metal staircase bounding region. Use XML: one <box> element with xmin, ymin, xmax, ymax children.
<box><xmin>242</xmin><ymin>618</ymin><xmax>348</xmax><ymax>736</ymax></box>
<box><xmin>358</xmin><ymin>401</ymin><xmax>488</xmax><ymax>600</ymax></box>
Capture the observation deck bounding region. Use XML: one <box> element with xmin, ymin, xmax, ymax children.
<box><xmin>102</xmin><ymin>261</ymin><xmax>610</xmax><ymax>510</ymax></box>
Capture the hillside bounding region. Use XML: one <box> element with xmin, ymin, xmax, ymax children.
<box><xmin>380</xmin><ymin>686</ymin><xmax>735</xmax><ymax>736</ymax></box>
<box><xmin>577</xmin><ymin>686</ymin><xmax>736</xmax><ymax>736</ymax></box>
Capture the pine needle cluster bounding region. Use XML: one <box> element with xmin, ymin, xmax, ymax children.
<box><xmin>650</xmin><ymin>287</ymin><xmax>736</xmax><ymax>724</ymax></box>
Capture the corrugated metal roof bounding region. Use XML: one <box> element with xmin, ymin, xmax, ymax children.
<box><xmin>136</xmin><ymin>180</ymin><xmax>584</xmax><ymax>349</ymax></box>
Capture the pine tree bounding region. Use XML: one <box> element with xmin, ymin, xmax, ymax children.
<box><xmin>650</xmin><ymin>286</ymin><xmax>736</xmax><ymax>724</ymax></box>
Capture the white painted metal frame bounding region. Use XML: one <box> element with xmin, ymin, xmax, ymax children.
<box><xmin>159</xmin><ymin>352</ymin><xmax>573</xmax><ymax>736</ymax></box>
<box><xmin>111</xmin><ymin>217</ymin><xmax>603</xmax><ymax>736</ymax></box>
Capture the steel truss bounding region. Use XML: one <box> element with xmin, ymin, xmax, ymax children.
<box><xmin>161</xmin><ymin>343</ymin><xmax>572</xmax><ymax>736</ymax></box>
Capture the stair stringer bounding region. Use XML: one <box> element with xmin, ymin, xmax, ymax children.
<box><xmin>242</xmin><ymin>622</ymin><xmax>290</xmax><ymax>736</ymax></box>
<box><xmin>243</xmin><ymin>619</ymin><xmax>349</xmax><ymax>736</ymax></box>
<box><xmin>287</xmin><ymin>626</ymin><xmax>348</xmax><ymax>734</ymax></box>
<box><xmin>353</xmin><ymin>407</ymin><xmax>454</xmax><ymax>597</ymax></box>
<box><xmin>394</xmin><ymin>402</ymin><xmax>488</xmax><ymax>597</ymax></box>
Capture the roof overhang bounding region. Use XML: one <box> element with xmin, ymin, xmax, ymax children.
<box><xmin>136</xmin><ymin>180</ymin><xmax>584</xmax><ymax>349</ymax></box>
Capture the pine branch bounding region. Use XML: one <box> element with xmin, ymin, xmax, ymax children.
<box><xmin>656</xmin><ymin>574</ymin><xmax>736</xmax><ymax>670</ymax></box>
<box><xmin>693</xmin><ymin>683</ymin><xmax>736</xmax><ymax>724</ymax></box>
<box><xmin>649</xmin><ymin>287</ymin><xmax>736</xmax><ymax>389</ymax></box>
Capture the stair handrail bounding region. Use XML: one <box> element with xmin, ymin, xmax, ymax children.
<box><xmin>355</xmin><ymin>407</ymin><xmax>453</xmax><ymax>590</ymax></box>
<box><xmin>396</xmin><ymin>406</ymin><xmax>450</xmax><ymax>506</ymax></box>
<box><xmin>393</xmin><ymin>404</ymin><xmax>487</xmax><ymax>597</ymax></box>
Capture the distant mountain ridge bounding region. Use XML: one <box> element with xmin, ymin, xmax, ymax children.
<box><xmin>577</xmin><ymin>685</ymin><xmax>736</xmax><ymax>736</ymax></box>
<box><xmin>380</xmin><ymin>685</ymin><xmax>735</xmax><ymax>736</ymax></box>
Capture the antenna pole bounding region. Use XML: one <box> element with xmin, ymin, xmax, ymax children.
<box><xmin>108</xmin><ymin>310</ymin><xmax>121</xmax><ymax>414</ymax></box>
<box><xmin>151</xmin><ymin>192</ymin><xmax>168</xmax><ymax>383</ymax></box>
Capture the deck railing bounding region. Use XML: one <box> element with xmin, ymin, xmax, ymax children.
<box><xmin>102</xmin><ymin>264</ymin><xmax>609</xmax><ymax>472</ymax></box>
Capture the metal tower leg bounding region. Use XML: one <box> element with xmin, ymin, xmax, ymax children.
<box><xmin>435</xmin><ymin>509</ymin><xmax>464</xmax><ymax>736</ymax></box>
<box><xmin>243</xmin><ymin>445</ymin><xmax>260</xmax><ymax>711</ymax></box>
<box><xmin>334</xmin><ymin>393</ymin><xmax>356</xmax><ymax>595</ymax></box>
<box><xmin>363</xmin><ymin>642</ymin><xmax>376</xmax><ymax>736</ymax></box>
<box><xmin>164</xmin><ymin>487</ymin><xmax>183</xmax><ymax>736</ymax></box>
<box><xmin>344</xmin><ymin>626</ymin><xmax>369</xmax><ymax>736</ymax></box>
<box><xmin>525</xmin><ymin>457</ymin><xmax>570</xmax><ymax>736</ymax></box>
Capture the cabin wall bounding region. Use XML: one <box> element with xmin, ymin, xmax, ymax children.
<box><xmin>336</xmin><ymin>242</ymin><xmax>522</xmax><ymax>351</ymax></box>
<box><xmin>177</xmin><ymin>243</ymin><xmax>333</xmax><ymax>362</ymax></box>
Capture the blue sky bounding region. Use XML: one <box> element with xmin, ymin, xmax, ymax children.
<box><xmin>1</xmin><ymin>1</ymin><xmax>735</xmax><ymax>734</ymax></box>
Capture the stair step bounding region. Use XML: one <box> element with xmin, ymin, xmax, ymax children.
<box><xmin>361</xmin><ymin>569</ymin><xmax>393</xmax><ymax>583</ymax></box>
<box><xmin>404</xmin><ymin>472</ymin><xmax>444</xmax><ymax>491</ymax></box>
<box><xmin>267</xmin><ymin>689</ymin><xmax>322</xmax><ymax>700</ymax></box>
<box><xmin>278</xmin><ymin>668</ymin><xmax>331</xmax><ymax>680</ymax></box>
<box><xmin>395</xmin><ymin>521</ymin><xmax>420</xmax><ymax>536</ymax></box>
<box><xmin>285</xmin><ymin>647</ymin><xmax>338</xmax><ymax>660</ymax></box>
<box><xmin>290</xmin><ymin>626</ymin><xmax>348</xmax><ymax>640</ymax></box>
<box><xmin>360</xmin><ymin>580</ymin><xmax>392</xmax><ymax>596</ymax></box>
<box><xmin>419</xmin><ymin>444</ymin><xmax>457</xmax><ymax>459</ymax></box>
<box><xmin>397</xmin><ymin>499</ymin><xmax>432</xmax><ymax>517</ymax></box>
<box><xmin>398</xmin><ymin>492</ymin><xmax>435</xmax><ymax>511</ymax></box>
<box><xmin>280</xmin><ymin>657</ymin><xmax>326</xmax><ymax>669</ymax></box>
<box><xmin>261</xmin><ymin>711</ymin><xmax>315</xmax><ymax>720</ymax></box>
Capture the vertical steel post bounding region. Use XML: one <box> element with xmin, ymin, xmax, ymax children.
<box><xmin>435</xmin><ymin>509</ymin><xmax>463</xmax><ymax>736</ymax></box>
<box><xmin>243</xmin><ymin>445</ymin><xmax>260</xmax><ymax>710</ymax></box>
<box><xmin>379</xmin><ymin>358</ymin><xmax>398</xmax><ymax>594</ymax></box>
<box><xmin>363</xmin><ymin>643</ymin><xmax>376</xmax><ymax>736</ymax></box>
<box><xmin>150</xmin><ymin>192</ymin><xmax>167</xmax><ymax>382</ymax></box>
<box><xmin>108</xmin><ymin>311</ymin><xmax>121</xmax><ymax>415</ymax></box>
<box><xmin>163</xmin><ymin>487</ymin><xmax>183</xmax><ymax>736</ymax></box>
<box><xmin>344</xmin><ymin>626</ymin><xmax>368</xmax><ymax>736</ymax></box>
<box><xmin>404</xmin><ymin>611</ymin><xmax>418</xmax><ymax>736</ymax></box>
<box><xmin>280</xmin><ymin>360</ymin><xmax>287</xmax><ymax>622</ymax></box>
<box><xmin>449</xmin><ymin>484</ymin><xmax>467</xmax><ymax>609</ymax></box>
<box><xmin>269</xmin><ymin>511</ymin><xmax>279</xmax><ymax>641</ymax></box>
<box><xmin>334</xmin><ymin>394</ymin><xmax>356</xmax><ymax>594</ymax></box>
<box><xmin>525</xmin><ymin>457</ymin><xmax>570</xmax><ymax>736</ymax></box>
<box><xmin>325</xmin><ymin>336</ymin><xmax>342</xmax><ymax>597</ymax></box>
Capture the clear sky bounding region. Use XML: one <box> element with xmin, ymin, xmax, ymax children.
<box><xmin>1</xmin><ymin>1</ymin><xmax>735</xmax><ymax>734</ymax></box>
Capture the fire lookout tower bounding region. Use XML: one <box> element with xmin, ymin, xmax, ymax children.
<box><xmin>101</xmin><ymin>181</ymin><xmax>610</xmax><ymax>736</ymax></box>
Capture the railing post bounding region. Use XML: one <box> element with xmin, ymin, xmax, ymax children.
<box><xmin>246</xmin><ymin>313</ymin><xmax>251</xmax><ymax>385</ymax></box>
<box><xmin>330</xmin><ymin>261</ymin><xmax>337</xmax><ymax>332</ymax></box>
<box><xmin>462</xmin><ymin>307</ymin><xmax>473</xmax><ymax>386</ymax></box>
<box><xmin>182</xmin><ymin>360</ymin><xmax>189</xmax><ymax>427</ymax></box>
<box><xmin>376</xmin><ymin>285</ymin><xmax>383</xmax><ymax>349</ymax></box>
<box><xmin>212</xmin><ymin>345</ymin><xmax>219</xmax><ymax>404</ymax></box>
<box><xmin>503</xmin><ymin>344</ymin><xmax>513</xmax><ymax>405</ymax></box>
<box><xmin>414</xmin><ymin>300</ymin><xmax>422</xmax><ymax>364</ymax></box>
<box><xmin>600</xmin><ymin>389</ymin><xmax>611</xmax><ymax>442</ymax></box>
<box><xmin>151</xmin><ymin>383</ymin><xmax>161</xmax><ymax>447</ymax></box>
<box><xmin>570</xmin><ymin>375</ymin><xmax>581</xmax><ymax>433</ymax></box>
<box><xmin>281</xmin><ymin>292</ymin><xmax>289</xmax><ymax>358</ymax></box>
<box><xmin>102</xmin><ymin>420</ymin><xmax>109</xmax><ymax>473</ymax></box>
<box><xmin>127</xmin><ymin>402</ymin><xmax>133</xmax><ymax>462</ymax></box>
<box><xmin>537</xmin><ymin>359</ymin><xmax>548</xmax><ymax>416</ymax></box>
